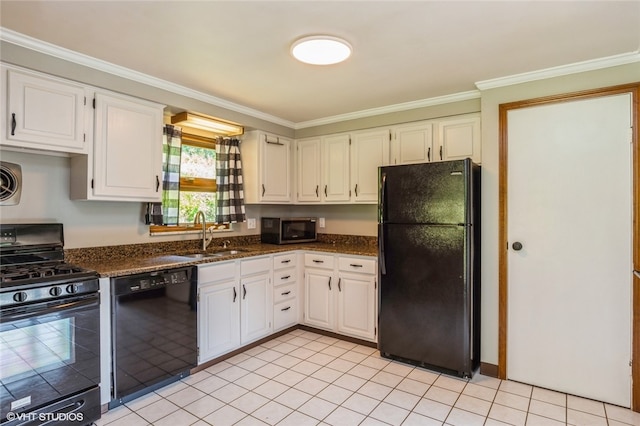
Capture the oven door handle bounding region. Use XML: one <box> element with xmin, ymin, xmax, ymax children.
<box><xmin>0</xmin><ymin>294</ymin><xmax>99</xmax><ymax>323</ymax></box>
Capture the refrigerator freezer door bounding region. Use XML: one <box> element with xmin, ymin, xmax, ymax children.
<box><xmin>380</xmin><ymin>159</ymin><xmax>471</xmax><ymax>225</ymax></box>
<box><xmin>378</xmin><ymin>223</ymin><xmax>472</xmax><ymax>375</ymax></box>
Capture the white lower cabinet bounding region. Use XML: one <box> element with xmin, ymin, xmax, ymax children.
<box><xmin>303</xmin><ymin>252</ymin><xmax>377</xmax><ymax>342</ymax></box>
<box><xmin>336</xmin><ymin>257</ymin><xmax>377</xmax><ymax>341</ymax></box>
<box><xmin>240</xmin><ymin>257</ymin><xmax>272</xmax><ymax>344</ymax></box>
<box><xmin>198</xmin><ymin>257</ymin><xmax>272</xmax><ymax>364</ymax></box>
<box><xmin>304</xmin><ymin>252</ymin><xmax>336</xmax><ymax>331</ymax></box>
<box><xmin>198</xmin><ymin>261</ymin><xmax>240</xmax><ymax>363</ymax></box>
<box><xmin>198</xmin><ymin>250</ymin><xmax>376</xmax><ymax>364</ymax></box>
<box><xmin>273</xmin><ymin>252</ymin><xmax>299</xmax><ymax>331</ymax></box>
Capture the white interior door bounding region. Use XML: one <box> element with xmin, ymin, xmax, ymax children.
<box><xmin>506</xmin><ymin>93</ymin><xmax>632</xmax><ymax>407</ymax></box>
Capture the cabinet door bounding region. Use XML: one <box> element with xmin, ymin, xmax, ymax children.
<box><xmin>337</xmin><ymin>272</ymin><xmax>376</xmax><ymax>341</ymax></box>
<box><xmin>93</xmin><ymin>91</ymin><xmax>163</xmax><ymax>200</ymax></box>
<box><xmin>240</xmin><ymin>272</ymin><xmax>272</xmax><ymax>344</ymax></box>
<box><xmin>4</xmin><ymin>67</ymin><xmax>89</xmax><ymax>153</ymax></box>
<box><xmin>322</xmin><ymin>134</ymin><xmax>350</xmax><ymax>202</ymax></box>
<box><xmin>350</xmin><ymin>129</ymin><xmax>390</xmax><ymax>203</ymax></box>
<box><xmin>436</xmin><ymin>115</ymin><xmax>481</xmax><ymax>163</ymax></box>
<box><xmin>296</xmin><ymin>138</ymin><xmax>322</xmax><ymax>203</ymax></box>
<box><xmin>261</xmin><ymin>134</ymin><xmax>291</xmax><ymax>202</ymax></box>
<box><xmin>199</xmin><ymin>280</ymin><xmax>240</xmax><ymax>363</ymax></box>
<box><xmin>304</xmin><ymin>268</ymin><xmax>335</xmax><ymax>330</ymax></box>
<box><xmin>393</xmin><ymin>122</ymin><xmax>434</xmax><ymax>165</ymax></box>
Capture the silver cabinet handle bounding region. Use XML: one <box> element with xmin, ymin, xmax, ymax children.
<box><xmin>242</xmin><ymin>284</ymin><xmax>247</xmax><ymax>299</ymax></box>
<box><xmin>233</xmin><ymin>287</ymin><xmax>237</xmax><ymax>303</ymax></box>
<box><xmin>328</xmin><ymin>277</ymin><xmax>332</xmax><ymax>290</ymax></box>
<box><xmin>338</xmin><ymin>278</ymin><xmax>342</xmax><ymax>292</ymax></box>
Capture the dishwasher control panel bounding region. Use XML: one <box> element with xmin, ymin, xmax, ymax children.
<box><xmin>112</xmin><ymin>267</ymin><xmax>195</xmax><ymax>296</ymax></box>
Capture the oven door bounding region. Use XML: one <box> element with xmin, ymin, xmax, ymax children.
<box><xmin>0</xmin><ymin>293</ymin><xmax>100</xmax><ymax>423</ymax></box>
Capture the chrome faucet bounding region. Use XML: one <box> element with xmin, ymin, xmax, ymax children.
<box><xmin>194</xmin><ymin>210</ymin><xmax>214</xmax><ymax>251</ymax></box>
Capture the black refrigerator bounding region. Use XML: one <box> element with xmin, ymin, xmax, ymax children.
<box><xmin>378</xmin><ymin>159</ymin><xmax>480</xmax><ymax>378</ymax></box>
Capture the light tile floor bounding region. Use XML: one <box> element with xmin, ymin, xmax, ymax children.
<box><xmin>95</xmin><ymin>329</ymin><xmax>640</xmax><ymax>426</ymax></box>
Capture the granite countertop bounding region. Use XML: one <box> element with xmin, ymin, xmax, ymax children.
<box><xmin>67</xmin><ymin>236</ymin><xmax>377</xmax><ymax>278</ymax></box>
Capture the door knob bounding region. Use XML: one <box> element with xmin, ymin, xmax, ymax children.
<box><xmin>512</xmin><ymin>242</ymin><xmax>523</xmax><ymax>251</ymax></box>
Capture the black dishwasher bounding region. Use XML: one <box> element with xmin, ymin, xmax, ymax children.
<box><xmin>110</xmin><ymin>266</ymin><xmax>197</xmax><ymax>407</ymax></box>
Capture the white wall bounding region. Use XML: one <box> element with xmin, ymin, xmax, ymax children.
<box><xmin>0</xmin><ymin>150</ymin><xmax>377</xmax><ymax>248</ymax></box>
<box><xmin>478</xmin><ymin>61</ymin><xmax>640</xmax><ymax>366</ymax></box>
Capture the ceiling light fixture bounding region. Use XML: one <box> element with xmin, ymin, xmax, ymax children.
<box><xmin>291</xmin><ymin>35</ymin><xmax>352</xmax><ymax>65</ymax></box>
<box><xmin>171</xmin><ymin>112</ymin><xmax>244</xmax><ymax>136</ymax></box>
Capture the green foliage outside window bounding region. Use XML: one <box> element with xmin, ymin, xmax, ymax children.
<box><xmin>178</xmin><ymin>143</ymin><xmax>217</xmax><ymax>224</ymax></box>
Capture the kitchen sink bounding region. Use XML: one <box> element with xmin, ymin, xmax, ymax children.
<box><xmin>179</xmin><ymin>248</ymin><xmax>252</xmax><ymax>259</ymax></box>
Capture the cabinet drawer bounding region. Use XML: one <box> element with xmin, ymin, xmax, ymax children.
<box><xmin>273</xmin><ymin>267</ymin><xmax>296</xmax><ymax>286</ymax></box>
<box><xmin>338</xmin><ymin>257</ymin><xmax>376</xmax><ymax>275</ymax></box>
<box><xmin>198</xmin><ymin>261</ymin><xmax>236</xmax><ymax>283</ymax></box>
<box><xmin>273</xmin><ymin>283</ymin><xmax>296</xmax><ymax>304</ymax></box>
<box><xmin>304</xmin><ymin>253</ymin><xmax>334</xmax><ymax>270</ymax></box>
<box><xmin>274</xmin><ymin>301</ymin><xmax>297</xmax><ymax>330</ymax></box>
<box><xmin>241</xmin><ymin>257</ymin><xmax>270</xmax><ymax>276</ymax></box>
<box><xmin>273</xmin><ymin>253</ymin><xmax>297</xmax><ymax>269</ymax></box>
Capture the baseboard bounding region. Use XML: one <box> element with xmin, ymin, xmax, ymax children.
<box><xmin>480</xmin><ymin>362</ymin><xmax>499</xmax><ymax>378</ymax></box>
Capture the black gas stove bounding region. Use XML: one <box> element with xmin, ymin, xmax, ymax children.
<box><xmin>0</xmin><ymin>223</ymin><xmax>99</xmax><ymax>306</ymax></box>
<box><xmin>0</xmin><ymin>223</ymin><xmax>102</xmax><ymax>426</ymax></box>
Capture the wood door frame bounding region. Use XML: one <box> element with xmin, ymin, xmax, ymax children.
<box><xmin>498</xmin><ymin>83</ymin><xmax>640</xmax><ymax>409</ymax></box>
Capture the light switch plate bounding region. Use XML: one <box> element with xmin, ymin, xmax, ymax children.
<box><xmin>319</xmin><ymin>217</ymin><xmax>325</xmax><ymax>228</ymax></box>
<box><xmin>247</xmin><ymin>218</ymin><xmax>256</xmax><ymax>229</ymax></box>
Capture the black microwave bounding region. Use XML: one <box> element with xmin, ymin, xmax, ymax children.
<box><xmin>261</xmin><ymin>217</ymin><xmax>317</xmax><ymax>244</ymax></box>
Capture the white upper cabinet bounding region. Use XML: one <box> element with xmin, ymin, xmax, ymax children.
<box><xmin>70</xmin><ymin>90</ymin><xmax>164</xmax><ymax>201</ymax></box>
<box><xmin>350</xmin><ymin>128</ymin><xmax>390</xmax><ymax>203</ymax></box>
<box><xmin>391</xmin><ymin>122</ymin><xmax>434</xmax><ymax>165</ymax></box>
<box><xmin>242</xmin><ymin>130</ymin><xmax>292</xmax><ymax>203</ymax></box>
<box><xmin>1</xmin><ymin>64</ymin><xmax>91</xmax><ymax>154</ymax></box>
<box><xmin>295</xmin><ymin>130</ymin><xmax>388</xmax><ymax>204</ymax></box>
<box><xmin>322</xmin><ymin>133</ymin><xmax>351</xmax><ymax>203</ymax></box>
<box><xmin>295</xmin><ymin>134</ymin><xmax>350</xmax><ymax>204</ymax></box>
<box><xmin>436</xmin><ymin>115</ymin><xmax>481</xmax><ymax>163</ymax></box>
<box><xmin>296</xmin><ymin>137</ymin><xmax>322</xmax><ymax>203</ymax></box>
<box><xmin>392</xmin><ymin>114</ymin><xmax>481</xmax><ymax>165</ymax></box>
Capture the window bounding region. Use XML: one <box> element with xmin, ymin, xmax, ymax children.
<box><xmin>150</xmin><ymin>132</ymin><xmax>230</xmax><ymax>234</ymax></box>
<box><xmin>178</xmin><ymin>134</ymin><xmax>217</xmax><ymax>224</ymax></box>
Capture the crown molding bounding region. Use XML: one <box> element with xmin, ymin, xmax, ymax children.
<box><xmin>293</xmin><ymin>90</ymin><xmax>481</xmax><ymax>129</ymax></box>
<box><xmin>0</xmin><ymin>27</ymin><xmax>296</xmax><ymax>128</ymax></box>
<box><xmin>475</xmin><ymin>51</ymin><xmax>640</xmax><ymax>91</ymax></box>
<box><xmin>3</xmin><ymin>27</ymin><xmax>637</xmax><ymax>130</ymax></box>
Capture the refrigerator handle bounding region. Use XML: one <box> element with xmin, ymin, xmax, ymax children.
<box><xmin>378</xmin><ymin>171</ymin><xmax>387</xmax><ymax>276</ymax></box>
<box><xmin>379</xmin><ymin>173</ymin><xmax>387</xmax><ymax>224</ymax></box>
<box><xmin>378</xmin><ymin>223</ymin><xmax>386</xmax><ymax>275</ymax></box>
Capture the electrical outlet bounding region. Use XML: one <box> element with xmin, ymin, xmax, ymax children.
<box><xmin>247</xmin><ymin>218</ymin><xmax>256</xmax><ymax>229</ymax></box>
<box><xmin>319</xmin><ymin>217</ymin><xmax>325</xmax><ymax>228</ymax></box>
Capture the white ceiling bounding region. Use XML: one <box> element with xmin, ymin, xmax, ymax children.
<box><xmin>1</xmin><ymin>1</ymin><xmax>639</xmax><ymax>128</ymax></box>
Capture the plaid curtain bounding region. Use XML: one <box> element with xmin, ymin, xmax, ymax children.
<box><xmin>216</xmin><ymin>137</ymin><xmax>246</xmax><ymax>223</ymax></box>
<box><xmin>161</xmin><ymin>124</ymin><xmax>182</xmax><ymax>225</ymax></box>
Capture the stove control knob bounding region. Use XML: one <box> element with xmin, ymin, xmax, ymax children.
<box><xmin>13</xmin><ymin>292</ymin><xmax>27</xmax><ymax>303</ymax></box>
<box><xmin>66</xmin><ymin>284</ymin><xmax>77</xmax><ymax>294</ymax></box>
<box><xmin>49</xmin><ymin>287</ymin><xmax>62</xmax><ymax>297</ymax></box>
